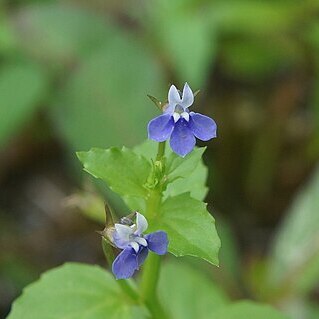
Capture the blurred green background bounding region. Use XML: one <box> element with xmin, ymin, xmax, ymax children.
<box><xmin>1</xmin><ymin>0</ymin><xmax>319</xmax><ymax>318</ymax></box>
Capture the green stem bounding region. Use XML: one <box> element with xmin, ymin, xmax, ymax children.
<box><xmin>139</xmin><ymin>141</ymin><xmax>170</xmax><ymax>319</ymax></box>
<box><xmin>156</xmin><ymin>141</ymin><xmax>166</xmax><ymax>161</ymax></box>
<box><xmin>140</xmin><ymin>254</ymin><xmax>161</xmax><ymax>302</ymax></box>
<box><xmin>145</xmin><ymin>189</ymin><xmax>161</xmax><ymax>219</ymax></box>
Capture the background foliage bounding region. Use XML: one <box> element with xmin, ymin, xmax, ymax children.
<box><xmin>1</xmin><ymin>0</ymin><xmax>319</xmax><ymax>318</ymax></box>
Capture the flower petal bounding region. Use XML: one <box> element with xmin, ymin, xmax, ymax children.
<box><xmin>148</xmin><ymin>114</ymin><xmax>174</xmax><ymax>142</ymax></box>
<box><xmin>137</xmin><ymin>246</ymin><xmax>149</xmax><ymax>267</ymax></box>
<box><xmin>145</xmin><ymin>231</ymin><xmax>168</xmax><ymax>255</ymax></box>
<box><xmin>189</xmin><ymin>112</ymin><xmax>217</xmax><ymax>141</ymax></box>
<box><xmin>168</xmin><ymin>84</ymin><xmax>181</xmax><ymax>105</ymax></box>
<box><xmin>113</xmin><ymin>224</ymin><xmax>134</xmax><ymax>249</ymax></box>
<box><xmin>135</xmin><ymin>237</ymin><xmax>148</xmax><ymax>247</ymax></box>
<box><xmin>112</xmin><ymin>247</ymin><xmax>138</xmax><ymax>279</ymax></box>
<box><xmin>169</xmin><ymin>118</ymin><xmax>196</xmax><ymax>157</ymax></box>
<box><xmin>135</xmin><ymin>212</ymin><xmax>148</xmax><ymax>235</ymax></box>
<box><xmin>130</xmin><ymin>241</ymin><xmax>139</xmax><ymax>253</ymax></box>
<box><xmin>164</xmin><ymin>103</ymin><xmax>174</xmax><ymax>115</ymax></box>
<box><xmin>181</xmin><ymin>83</ymin><xmax>194</xmax><ymax>109</ymax></box>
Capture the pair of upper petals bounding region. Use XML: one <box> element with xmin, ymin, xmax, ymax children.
<box><xmin>165</xmin><ymin>83</ymin><xmax>194</xmax><ymax>114</ymax></box>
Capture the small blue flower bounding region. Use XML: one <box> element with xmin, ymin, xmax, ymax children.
<box><xmin>148</xmin><ymin>83</ymin><xmax>217</xmax><ymax>157</ymax></box>
<box><xmin>112</xmin><ymin>212</ymin><xmax>168</xmax><ymax>279</ymax></box>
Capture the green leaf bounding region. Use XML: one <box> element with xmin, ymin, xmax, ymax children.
<box><xmin>166</xmin><ymin>147</ymin><xmax>206</xmax><ymax>180</ymax></box>
<box><xmin>77</xmin><ymin>147</ymin><xmax>151</xmax><ymax>198</ymax></box>
<box><xmin>159</xmin><ymin>260</ymin><xmax>229</xmax><ymax>319</ymax></box>
<box><xmin>151</xmin><ymin>193</ymin><xmax>220</xmax><ymax>265</ymax></box>
<box><xmin>0</xmin><ymin>62</ymin><xmax>47</xmax><ymax>146</ymax></box>
<box><xmin>133</xmin><ymin>140</ymin><xmax>159</xmax><ymax>160</ymax></box>
<box><xmin>268</xmin><ymin>166</ymin><xmax>319</xmax><ymax>295</ymax></box>
<box><xmin>165</xmin><ymin>160</ymin><xmax>208</xmax><ymax>201</ymax></box>
<box><xmin>211</xmin><ymin>301</ymin><xmax>289</xmax><ymax>319</ymax></box>
<box><xmin>8</xmin><ymin>263</ymin><xmax>147</xmax><ymax>319</ymax></box>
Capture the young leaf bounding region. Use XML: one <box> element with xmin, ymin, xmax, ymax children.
<box><xmin>77</xmin><ymin>147</ymin><xmax>151</xmax><ymax>198</ymax></box>
<box><xmin>149</xmin><ymin>193</ymin><xmax>220</xmax><ymax>266</ymax></box>
<box><xmin>159</xmin><ymin>260</ymin><xmax>228</xmax><ymax>319</ymax></box>
<box><xmin>8</xmin><ymin>263</ymin><xmax>147</xmax><ymax>319</ymax></box>
<box><xmin>133</xmin><ymin>140</ymin><xmax>209</xmax><ymax>201</ymax></box>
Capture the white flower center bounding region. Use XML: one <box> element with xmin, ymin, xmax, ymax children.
<box><xmin>173</xmin><ymin>111</ymin><xmax>189</xmax><ymax>122</ymax></box>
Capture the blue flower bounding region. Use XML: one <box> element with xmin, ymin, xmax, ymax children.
<box><xmin>112</xmin><ymin>212</ymin><xmax>168</xmax><ymax>279</ymax></box>
<box><xmin>148</xmin><ymin>83</ymin><xmax>217</xmax><ymax>157</ymax></box>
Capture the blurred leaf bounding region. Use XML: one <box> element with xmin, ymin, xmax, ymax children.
<box><xmin>308</xmin><ymin>303</ymin><xmax>319</xmax><ymax>319</ymax></box>
<box><xmin>209</xmin><ymin>1</ymin><xmax>303</xmax><ymax>80</ymax></box>
<box><xmin>64</xmin><ymin>191</ymin><xmax>105</xmax><ymax>224</ymax></box>
<box><xmin>0</xmin><ymin>255</ymin><xmax>37</xmax><ymax>291</ymax></box>
<box><xmin>210</xmin><ymin>2</ymin><xmax>298</xmax><ymax>36</ymax></box>
<box><xmin>148</xmin><ymin>0</ymin><xmax>215</xmax><ymax>86</ymax></box>
<box><xmin>220</xmin><ymin>38</ymin><xmax>301</xmax><ymax>80</ymax></box>
<box><xmin>215</xmin><ymin>219</ymin><xmax>240</xmax><ymax>283</ymax></box>
<box><xmin>50</xmin><ymin>37</ymin><xmax>164</xmax><ymax>150</ymax></box>
<box><xmin>268</xmin><ymin>166</ymin><xmax>319</xmax><ymax>296</ymax></box>
<box><xmin>150</xmin><ymin>193</ymin><xmax>220</xmax><ymax>266</ymax></box>
<box><xmin>278</xmin><ymin>298</ymin><xmax>316</xmax><ymax>319</ymax></box>
<box><xmin>211</xmin><ymin>301</ymin><xmax>289</xmax><ymax>319</ymax></box>
<box><xmin>307</xmin><ymin>23</ymin><xmax>319</xmax><ymax>156</ymax></box>
<box><xmin>158</xmin><ymin>260</ymin><xmax>229</xmax><ymax>319</ymax></box>
<box><xmin>0</xmin><ymin>62</ymin><xmax>47</xmax><ymax>146</ymax></box>
<box><xmin>11</xmin><ymin>4</ymin><xmax>166</xmax><ymax>151</ymax></box>
<box><xmin>11</xmin><ymin>4</ymin><xmax>115</xmax><ymax>63</ymax></box>
<box><xmin>8</xmin><ymin>263</ymin><xmax>147</xmax><ymax>319</ymax></box>
<box><xmin>77</xmin><ymin>147</ymin><xmax>151</xmax><ymax>198</ymax></box>
<box><xmin>0</xmin><ymin>15</ymin><xmax>17</xmax><ymax>55</ymax></box>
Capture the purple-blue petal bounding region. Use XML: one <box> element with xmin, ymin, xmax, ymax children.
<box><xmin>137</xmin><ymin>246</ymin><xmax>149</xmax><ymax>267</ymax></box>
<box><xmin>112</xmin><ymin>247</ymin><xmax>138</xmax><ymax>279</ymax></box>
<box><xmin>189</xmin><ymin>112</ymin><xmax>217</xmax><ymax>141</ymax></box>
<box><xmin>112</xmin><ymin>230</ymin><xmax>130</xmax><ymax>249</ymax></box>
<box><xmin>169</xmin><ymin>118</ymin><xmax>196</xmax><ymax>157</ymax></box>
<box><xmin>145</xmin><ymin>231</ymin><xmax>168</xmax><ymax>255</ymax></box>
<box><xmin>148</xmin><ymin>114</ymin><xmax>174</xmax><ymax>142</ymax></box>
